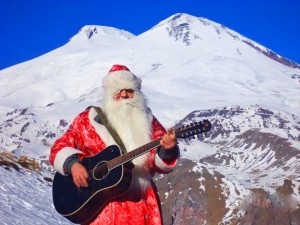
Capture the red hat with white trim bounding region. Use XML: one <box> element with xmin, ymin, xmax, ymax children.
<box><xmin>102</xmin><ymin>64</ymin><xmax>142</xmax><ymax>93</ymax></box>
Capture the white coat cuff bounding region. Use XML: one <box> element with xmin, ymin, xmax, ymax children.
<box><xmin>154</xmin><ymin>153</ymin><xmax>178</xmax><ymax>172</ymax></box>
<box><xmin>53</xmin><ymin>147</ymin><xmax>83</xmax><ymax>175</ymax></box>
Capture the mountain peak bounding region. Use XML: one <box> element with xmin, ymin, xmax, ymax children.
<box><xmin>82</xmin><ymin>26</ymin><xmax>99</xmax><ymax>39</ymax></box>
<box><xmin>69</xmin><ymin>25</ymin><xmax>135</xmax><ymax>42</ymax></box>
<box><xmin>155</xmin><ymin>13</ymin><xmax>228</xmax><ymax>46</ymax></box>
<box><xmin>156</xmin><ymin>13</ymin><xmax>300</xmax><ymax>69</ymax></box>
<box><xmin>154</xmin><ymin>13</ymin><xmax>203</xmax><ymax>46</ymax></box>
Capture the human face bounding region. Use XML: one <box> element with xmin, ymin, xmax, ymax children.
<box><xmin>114</xmin><ymin>89</ymin><xmax>135</xmax><ymax>101</ymax></box>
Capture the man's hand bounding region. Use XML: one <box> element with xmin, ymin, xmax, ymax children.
<box><xmin>71</xmin><ymin>162</ymin><xmax>89</xmax><ymax>188</ymax></box>
<box><xmin>160</xmin><ymin>128</ymin><xmax>177</xmax><ymax>150</ymax></box>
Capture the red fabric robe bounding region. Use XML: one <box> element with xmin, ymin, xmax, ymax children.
<box><xmin>49</xmin><ymin>107</ymin><xmax>178</xmax><ymax>225</ymax></box>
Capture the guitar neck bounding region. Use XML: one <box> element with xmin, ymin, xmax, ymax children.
<box><xmin>108</xmin><ymin>138</ymin><xmax>161</xmax><ymax>169</ymax></box>
<box><xmin>107</xmin><ymin>119</ymin><xmax>211</xmax><ymax>169</ymax></box>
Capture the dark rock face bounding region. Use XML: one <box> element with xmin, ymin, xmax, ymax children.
<box><xmin>156</xmin><ymin>159</ymin><xmax>231</xmax><ymax>225</ymax></box>
<box><xmin>156</xmin><ymin>159</ymin><xmax>300</xmax><ymax>225</ymax></box>
<box><xmin>156</xmin><ymin>159</ymin><xmax>207</xmax><ymax>225</ymax></box>
<box><xmin>239</xmin><ymin>187</ymin><xmax>300</xmax><ymax>225</ymax></box>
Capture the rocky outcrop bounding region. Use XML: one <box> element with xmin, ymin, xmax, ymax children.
<box><xmin>156</xmin><ymin>158</ymin><xmax>300</xmax><ymax>225</ymax></box>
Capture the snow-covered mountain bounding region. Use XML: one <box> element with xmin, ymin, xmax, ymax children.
<box><xmin>0</xmin><ymin>13</ymin><xmax>300</xmax><ymax>224</ymax></box>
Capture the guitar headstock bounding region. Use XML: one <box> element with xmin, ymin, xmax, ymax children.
<box><xmin>175</xmin><ymin>119</ymin><xmax>211</xmax><ymax>139</ymax></box>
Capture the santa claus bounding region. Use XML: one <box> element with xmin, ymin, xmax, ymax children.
<box><xmin>49</xmin><ymin>64</ymin><xmax>180</xmax><ymax>225</ymax></box>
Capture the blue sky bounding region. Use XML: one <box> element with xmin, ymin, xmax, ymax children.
<box><xmin>1</xmin><ymin>0</ymin><xmax>299</xmax><ymax>70</ymax></box>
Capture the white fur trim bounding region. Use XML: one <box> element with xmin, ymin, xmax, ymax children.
<box><xmin>154</xmin><ymin>153</ymin><xmax>178</xmax><ymax>172</ymax></box>
<box><xmin>88</xmin><ymin>107</ymin><xmax>117</xmax><ymax>146</ymax></box>
<box><xmin>54</xmin><ymin>147</ymin><xmax>83</xmax><ymax>175</ymax></box>
<box><xmin>102</xmin><ymin>70</ymin><xmax>142</xmax><ymax>94</ymax></box>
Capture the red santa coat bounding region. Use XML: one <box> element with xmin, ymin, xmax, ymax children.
<box><xmin>49</xmin><ymin>107</ymin><xmax>179</xmax><ymax>225</ymax></box>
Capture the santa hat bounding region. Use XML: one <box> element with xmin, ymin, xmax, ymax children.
<box><xmin>102</xmin><ymin>64</ymin><xmax>142</xmax><ymax>93</ymax></box>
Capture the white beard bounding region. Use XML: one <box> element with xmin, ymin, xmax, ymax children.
<box><xmin>101</xmin><ymin>91</ymin><xmax>153</xmax><ymax>191</ymax></box>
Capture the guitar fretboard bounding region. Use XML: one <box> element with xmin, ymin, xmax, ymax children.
<box><xmin>106</xmin><ymin>119</ymin><xmax>211</xmax><ymax>170</ymax></box>
<box><xmin>108</xmin><ymin>138</ymin><xmax>161</xmax><ymax>169</ymax></box>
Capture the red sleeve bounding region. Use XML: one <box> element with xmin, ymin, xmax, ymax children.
<box><xmin>49</xmin><ymin>111</ymin><xmax>84</xmax><ymax>165</ymax></box>
<box><xmin>152</xmin><ymin>116</ymin><xmax>167</xmax><ymax>139</ymax></box>
<box><xmin>149</xmin><ymin>117</ymin><xmax>179</xmax><ymax>175</ymax></box>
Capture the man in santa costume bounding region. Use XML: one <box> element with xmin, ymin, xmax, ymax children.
<box><xmin>49</xmin><ymin>64</ymin><xmax>180</xmax><ymax>224</ymax></box>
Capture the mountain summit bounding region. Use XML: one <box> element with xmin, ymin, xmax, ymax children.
<box><xmin>70</xmin><ymin>25</ymin><xmax>135</xmax><ymax>42</ymax></box>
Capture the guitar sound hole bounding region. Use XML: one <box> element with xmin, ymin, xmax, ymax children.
<box><xmin>93</xmin><ymin>161</ymin><xmax>109</xmax><ymax>180</ymax></box>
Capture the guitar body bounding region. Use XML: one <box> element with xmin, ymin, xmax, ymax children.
<box><xmin>52</xmin><ymin>145</ymin><xmax>133</xmax><ymax>224</ymax></box>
